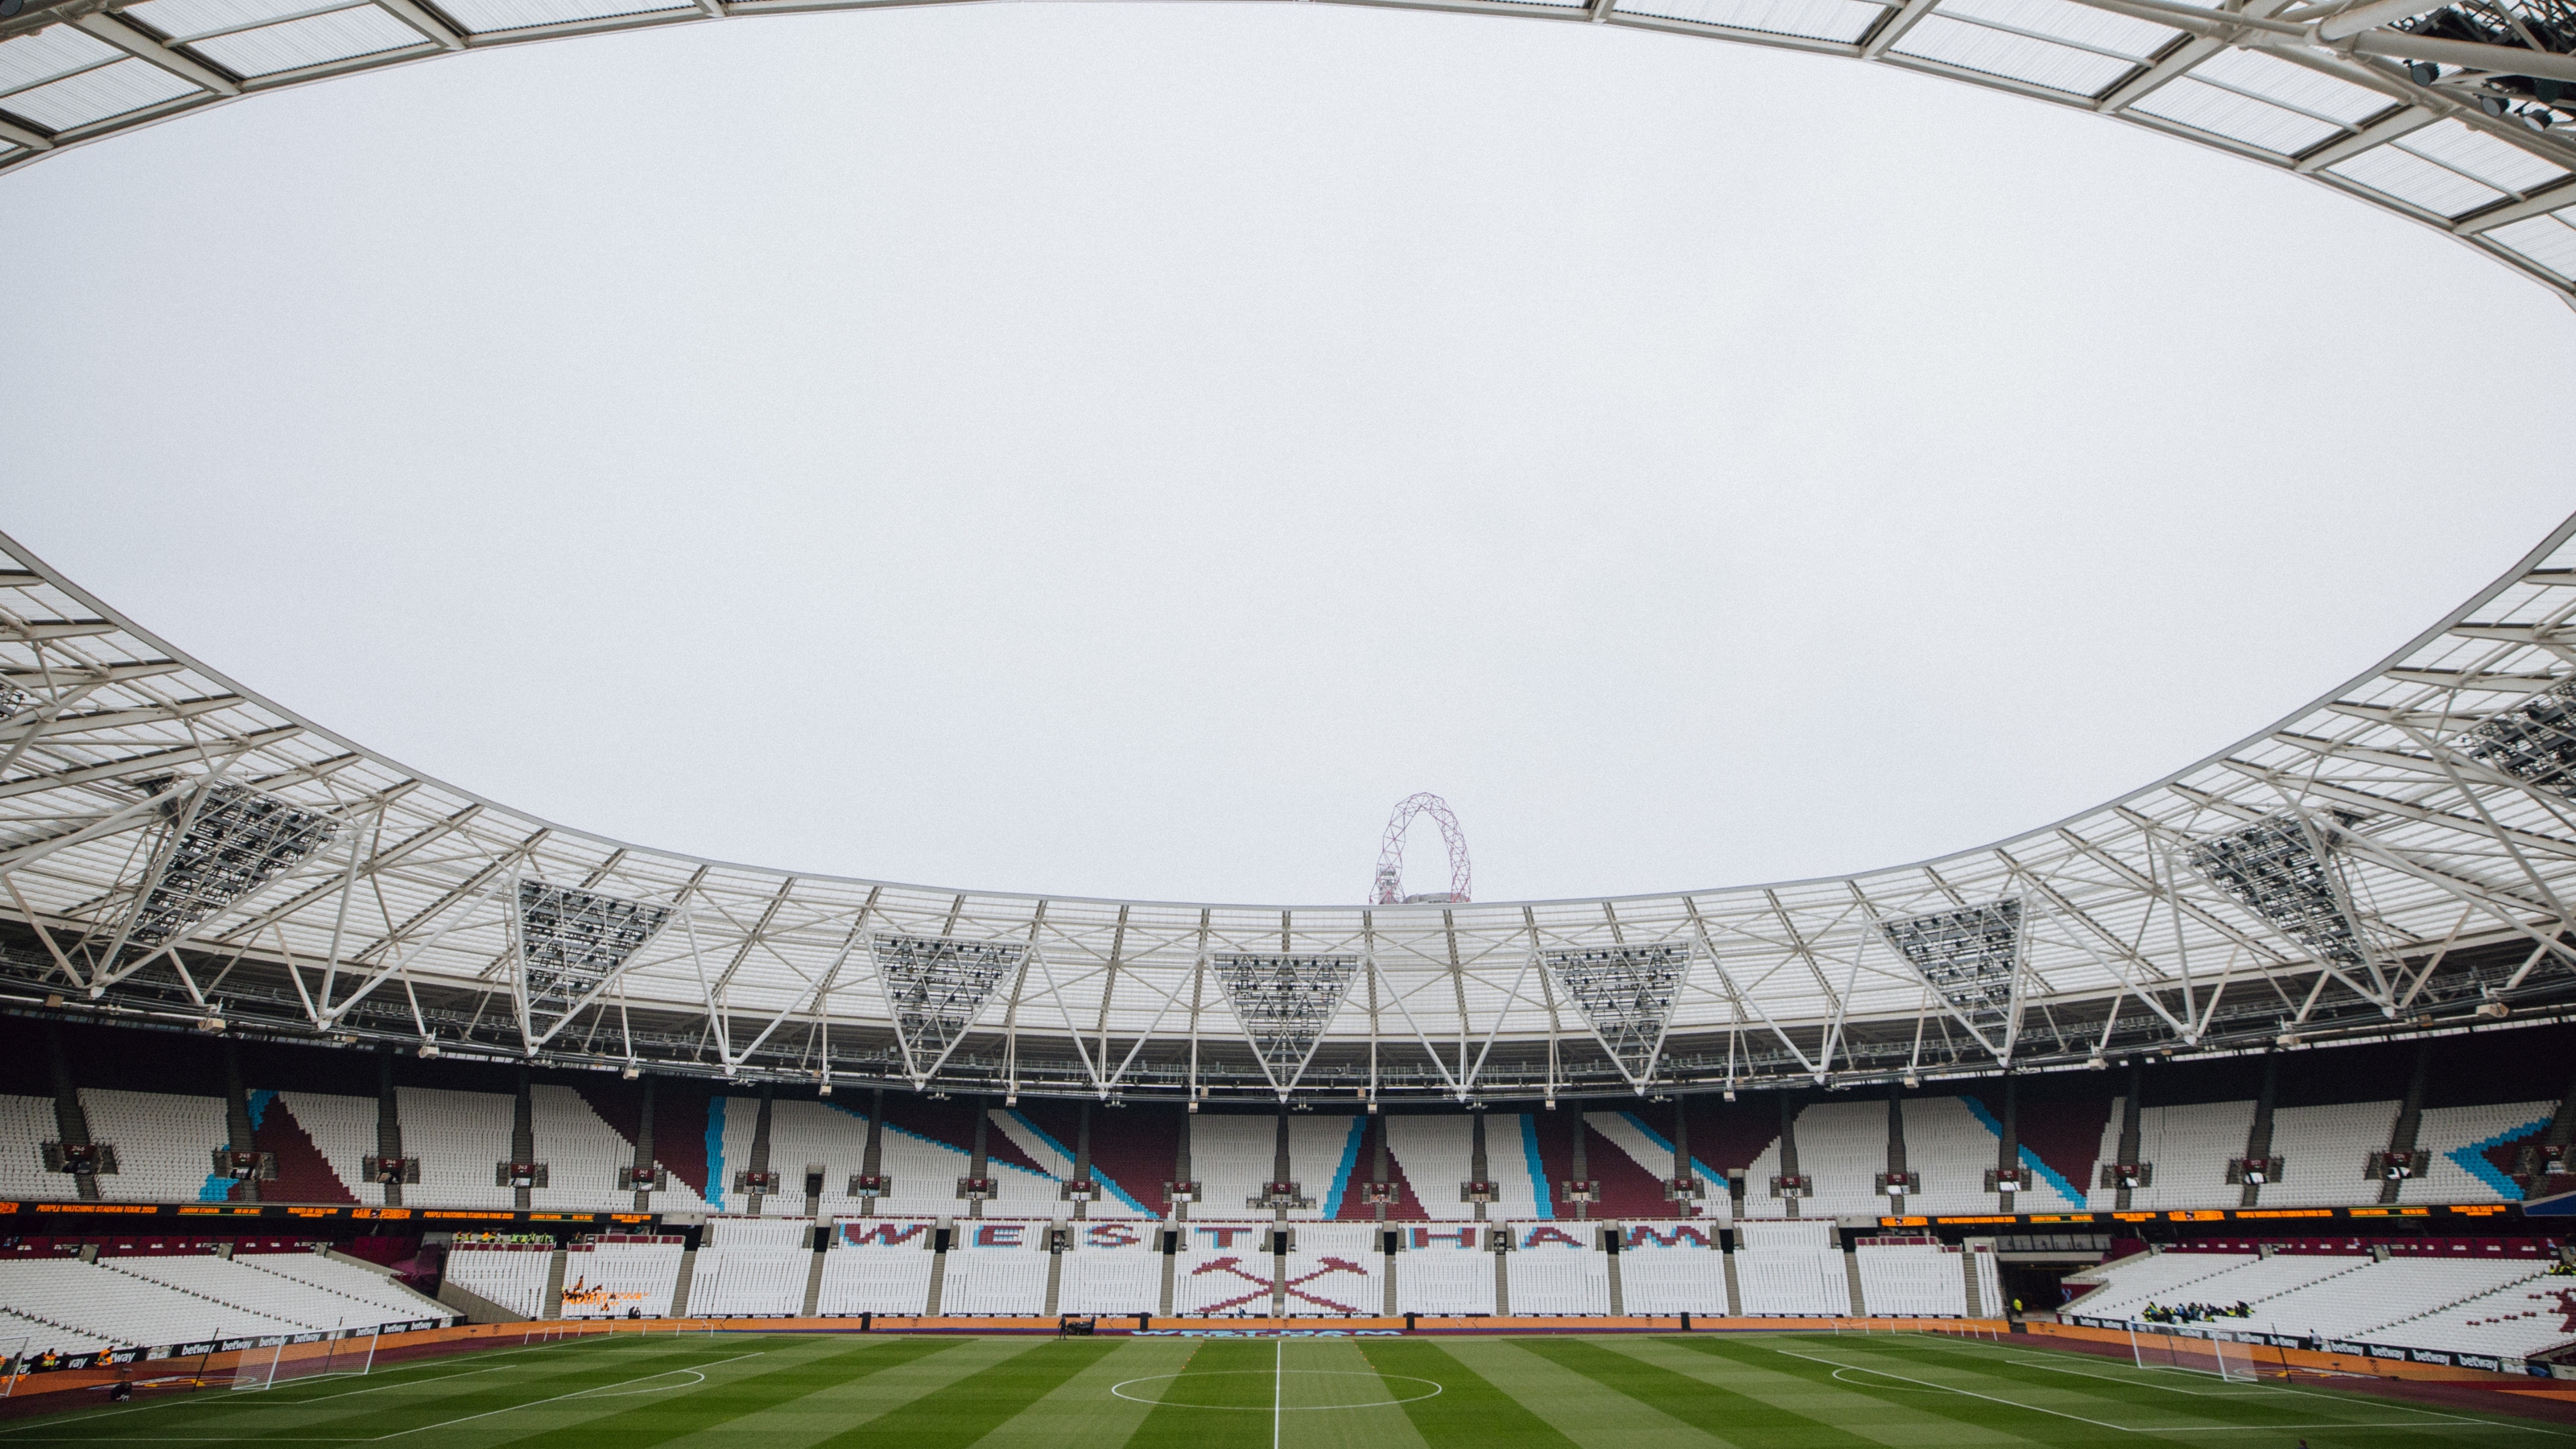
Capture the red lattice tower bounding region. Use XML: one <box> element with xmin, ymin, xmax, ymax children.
<box><xmin>1371</xmin><ymin>793</ymin><xmax>1472</xmax><ymax>905</ymax></box>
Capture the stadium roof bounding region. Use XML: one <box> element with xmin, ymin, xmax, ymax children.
<box><xmin>3</xmin><ymin>0</ymin><xmax>2576</xmax><ymax>295</ymax></box>
<box><xmin>6</xmin><ymin>512</ymin><xmax>2576</xmax><ymax>1102</ymax></box>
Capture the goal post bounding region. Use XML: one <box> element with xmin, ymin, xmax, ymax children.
<box><xmin>229</xmin><ymin>1328</ymin><xmax>379</xmax><ymax>1392</ymax></box>
<box><xmin>229</xmin><ymin>1339</ymin><xmax>283</xmax><ymax>1392</ymax></box>
<box><xmin>2130</xmin><ymin>1327</ymin><xmax>2258</xmax><ymax>1381</ymax></box>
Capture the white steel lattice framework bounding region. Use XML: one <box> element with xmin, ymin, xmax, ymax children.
<box><xmin>7</xmin><ymin>0</ymin><xmax>2576</xmax><ymax>294</ymax></box>
<box><xmin>10</xmin><ymin>514</ymin><xmax>2576</xmax><ymax>1101</ymax></box>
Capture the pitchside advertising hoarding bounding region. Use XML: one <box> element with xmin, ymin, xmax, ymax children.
<box><xmin>9</xmin><ymin>1321</ymin><xmax>448</xmax><ymax>1375</ymax></box>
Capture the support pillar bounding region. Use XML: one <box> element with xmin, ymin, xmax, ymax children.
<box><xmin>745</xmin><ymin>1082</ymin><xmax>774</xmax><ymax>1216</ymax></box>
<box><xmin>1372</xmin><ymin>1114</ymin><xmax>1389</xmax><ymax>1224</ymax></box>
<box><xmin>511</xmin><ymin>1067</ymin><xmax>534</xmax><ymax>1212</ymax></box>
<box><xmin>375</xmin><ymin>1048</ymin><xmax>404</xmax><ymax>1208</ymax></box>
<box><xmin>221</xmin><ymin>1039</ymin><xmax>258</xmax><ymax>1204</ymax></box>
<box><xmin>1073</xmin><ymin>1102</ymin><xmax>1092</xmax><ymax>1222</ymax></box>
<box><xmin>1884</xmin><ymin>1081</ymin><xmax>1906</xmax><ymax>1215</ymax></box>
<box><xmin>2240</xmin><ymin>1055</ymin><xmax>2279</xmax><ymax>1208</ymax></box>
<box><xmin>1571</xmin><ymin>1109</ymin><xmax>1589</xmax><ymax>1222</ymax></box>
<box><xmin>1469</xmin><ymin>1110</ymin><xmax>1488</xmax><ymax>1224</ymax></box>
<box><xmin>968</xmin><ymin>1098</ymin><xmax>989</xmax><ymax>1221</ymax></box>
<box><xmin>1274</xmin><ymin>1107</ymin><xmax>1293</xmax><ymax>1224</ymax></box>
<box><xmin>631</xmin><ymin>1074</ymin><xmax>657</xmax><ymax>1213</ymax></box>
<box><xmin>1996</xmin><ymin>1074</ymin><xmax>2018</xmax><ymax>1213</ymax></box>
<box><xmin>46</xmin><ymin>1025</ymin><xmax>96</xmax><ymax>1203</ymax></box>
<box><xmin>2380</xmin><ymin>1042</ymin><xmax>2432</xmax><ymax>1206</ymax></box>
<box><xmin>1776</xmin><ymin>1092</ymin><xmax>1801</xmax><ymax>1220</ymax></box>
<box><xmin>861</xmin><ymin>1088</ymin><xmax>884</xmax><ymax>1217</ymax></box>
<box><xmin>2115</xmin><ymin>1064</ymin><xmax>2144</xmax><ymax>1212</ymax></box>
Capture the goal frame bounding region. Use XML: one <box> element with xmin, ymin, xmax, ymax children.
<box><xmin>229</xmin><ymin>1328</ymin><xmax>380</xmax><ymax>1392</ymax></box>
<box><xmin>2129</xmin><ymin>1327</ymin><xmax>2260</xmax><ymax>1382</ymax></box>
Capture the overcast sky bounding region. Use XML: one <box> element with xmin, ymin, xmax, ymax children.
<box><xmin>3</xmin><ymin>2</ymin><xmax>2570</xmax><ymax>906</ymax></box>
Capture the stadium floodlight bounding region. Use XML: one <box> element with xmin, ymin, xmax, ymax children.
<box><xmin>2461</xmin><ymin>678</ymin><xmax>2576</xmax><ymax>796</ymax></box>
<box><xmin>123</xmin><ymin>779</ymin><xmax>338</xmax><ymax>949</ymax></box>
<box><xmin>1541</xmin><ymin>943</ymin><xmax>1687</xmax><ymax>1089</ymax></box>
<box><xmin>870</xmin><ymin>932</ymin><xmax>1026</xmax><ymax>1081</ymax></box>
<box><xmin>2182</xmin><ymin>814</ymin><xmax>2374</xmax><ymax>971</ymax></box>
<box><xmin>514</xmin><ymin>880</ymin><xmax>671</xmax><ymax>1046</ymax></box>
<box><xmin>1211</xmin><ymin>952</ymin><xmax>1359</xmax><ymax>1093</ymax></box>
<box><xmin>0</xmin><ymin>679</ymin><xmax>30</xmax><ymax>722</ymax></box>
<box><xmin>1880</xmin><ymin>899</ymin><xmax>2025</xmax><ymax>1062</ymax></box>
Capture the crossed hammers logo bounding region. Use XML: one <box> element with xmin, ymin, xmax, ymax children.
<box><xmin>1188</xmin><ymin>1255</ymin><xmax>1373</xmax><ymax>1314</ymax></box>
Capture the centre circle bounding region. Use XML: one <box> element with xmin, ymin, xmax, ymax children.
<box><xmin>1108</xmin><ymin>1369</ymin><xmax>1443</xmax><ymax>1410</ymax></box>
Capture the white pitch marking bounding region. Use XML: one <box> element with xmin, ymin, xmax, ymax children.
<box><xmin>5</xmin><ymin>1351</ymin><xmax>766</xmax><ymax>1443</ymax></box>
<box><xmin>0</xmin><ymin>1335</ymin><xmax>627</xmax><ymax>1439</ymax></box>
<box><xmin>1773</xmin><ymin>1348</ymin><xmax>2136</xmax><ymax>1431</ymax></box>
<box><xmin>1808</xmin><ymin>1340</ymin><xmax>2565</xmax><ymax>1437</ymax></box>
<box><xmin>1107</xmin><ymin>1371</ymin><xmax>1442</xmax><ymax>1412</ymax></box>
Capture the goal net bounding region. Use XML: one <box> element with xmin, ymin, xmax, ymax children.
<box><xmin>2130</xmin><ymin>1328</ymin><xmax>2258</xmax><ymax>1382</ymax></box>
<box><xmin>229</xmin><ymin>1331</ymin><xmax>378</xmax><ymax>1392</ymax></box>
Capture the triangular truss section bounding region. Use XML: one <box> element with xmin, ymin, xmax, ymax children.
<box><xmin>871</xmin><ymin>933</ymin><xmax>1026</xmax><ymax>1080</ymax></box>
<box><xmin>2182</xmin><ymin>814</ymin><xmax>2373</xmax><ymax>971</ymax></box>
<box><xmin>1541</xmin><ymin>943</ymin><xmax>1688</xmax><ymax>1088</ymax></box>
<box><xmin>1211</xmin><ymin>952</ymin><xmax>1359</xmax><ymax>1094</ymax></box>
<box><xmin>1880</xmin><ymin>899</ymin><xmax>2025</xmax><ymax>1060</ymax></box>
<box><xmin>515</xmin><ymin>879</ymin><xmax>672</xmax><ymax>1044</ymax></box>
<box><xmin>2462</xmin><ymin>678</ymin><xmax>2576</xmax><ymax>797</ymax></box>
<box><xmin>126</xmin><ymin>780</ymin><xmax>338</xmax><ymax>947</ymax></box>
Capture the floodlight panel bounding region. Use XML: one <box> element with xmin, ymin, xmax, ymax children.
<box><xmin>514</xmin><ymin>879</ymin><xmax>672</xmax><ymax>1033</ymax></box>
<box><xmin>873</xmin><ymin>932</ymin><xmax>1025</xmax><ymax>1063</ymax></box>
<box><xmin>1542</xmin><ymin>943</ymin><xmax>1687</xmax><ymax>1082</ymax></box>
<box><xmin>2183</xmin><ymin>815</ymin><xmax>2371</xmax><ymax>968</ymax></box>
<box><xmin>1212</xmin><ymin>952</ymin><xmax>1360</xmax><ymax>1084</ymax></box>
<box><xmin>1879</xmin><ymin>898</ymin><xmax>2024</xmax><ymax>1055</ymax></box>
<box><xmin>2463</xmin><ymin>678</ymin><xmax>2576</xmax><ymax>797</ymax></box>
<box><xmin>129</xmin><ymin>781</ymin><xmax>337</xmax><ymax>946</ymax></box>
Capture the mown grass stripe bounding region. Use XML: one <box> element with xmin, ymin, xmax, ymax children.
<box><xmin>1509</xmin><ymin>1338</ymin><xmax>1885</xmax><ymax>1448</ymax></box>
<box><xmin>1356</xmin><ymin>1338</ymin><xmax>1578</xmax><ymax>1449</ymax></box>
<box><xmin>500</xmin><ymin>1335</ymin><xmax>957</xmax><ymax>1449</ymax></box>
<box><xmin>0</xmin><ymin>1335</ymin><xmax>634</xmax><ymax>1439</ymax></box>
<box><xmin>1847</xmin><ymin>1333</ymin><xmax>2541</xmax><ymax>1441</ymax></box>
<box><xmin>800</xmin><ymin>1338</ymin><xmax>1116</xmax><ymax>1449</ymax></box>
<box><xmin>1121</xmin><ymin>1339</ymin><xmax>1279</xmax><ymax>1449</ymax></box>
<box><xmin>1666</xmin><ymin>1335</ymin><xmax>2127</xmax><ymax>1442</ymax></box>
<box><xmin>1810</xmin><ymin>1335</ymin><xmax>2297</xmax><ymax>1427</ymax></box>
<box><xmin>27</xmin><ymin>1336</ymin><xmax>716</xmax><ymax>1443</ymax></box>
<box><xmin>1426</xmin><ymin>1338</ymin><xmax>1731</xmax><ymax>1449</ymax></box>
<box><xmin>969</xmin><ymin>1338</ymin><xmax>1197</xmax><ymax>1449</ymax></box>
<box><xmin>283</xmin><ymin>1339</ymin><xmax>756</xmax><ymax>1443</ymax></box>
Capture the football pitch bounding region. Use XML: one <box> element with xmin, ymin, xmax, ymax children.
<box><xmin>0</xmin><ymin>1330</ymin><xmax>2557</xmax><ymax>1448</ymax></box>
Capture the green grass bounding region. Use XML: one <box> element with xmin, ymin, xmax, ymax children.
<box><xmin>0</xmin><ymin>1330</ymin><xmax>2554</xmax><ymax>1449</ymax></box>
